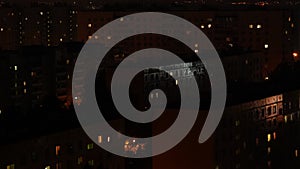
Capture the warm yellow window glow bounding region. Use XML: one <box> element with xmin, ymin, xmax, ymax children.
<box><xmin>77</xmin><ymin>156</ymin><xmax>83</xmax><ymax>165</ymax></box>
<box><xmin>88</xmin><ymin>23</ymin><xmax>92</xmax><ymax>28</ymax></box>
<box><xmin>107</xmin><ymin>136</ymin><xmax>110</xmax><ymax>142</ymax></box>
<box><xmin>14</xmin><ymin>66</ymin><xmax>18</xmax><ymax>71</ymax></box>
<box><xmin>98</xmin><ymin>135</ymin><xmax>102</xmax><ymax>143</ymax></box>
<box><xmin>45</xmin><ymin>166</ymin><xmax>50</xmax><ymax>169</ymax></box>
<box><xmin>194</xmin><ymin>49</ymin><xmax>199</xmax><ymax>53</ymax></box>
<box><xmin>208</xmin><ymin>24</ymin><xmax>212</xmax><ymax>28</ymax></box>
<box><xmin>249</xmin><ymin>24</ymin><xmax>253</xmax><ymax>29</ymax></box>
<box><xmin>23</xmin><ymin>81</ymin><xmax>26</xmax><ymax>86</ymax></box>
<box><xmin>201</xmin><ymin>25</ymin><xmax>205</xmax><ymax>29</ymax></box>
<box><xmin>285</xmin><ymin>115</ymin><xmax>288</xmax><ymax>123</ymax></box>
<box><xmin>295</xmin><ymin>149</ymin><xmax>298</xmax><ymax>157</ymax></box>
<box><xmin>267</xmin><ymin>134</ymin><xmax>271</xmax><ymax>142</ymax></box>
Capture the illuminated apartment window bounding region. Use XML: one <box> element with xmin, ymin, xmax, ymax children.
<box><xmin>200</xmin><ymin>25</ymin><xmax>205</xmax><ymax>29</ymax></box>
<box><xmin>208</xmin><ymin>24</ymin><xmax>212</xmax><ymax>28</ymax></box>
<box><xmin>55</xmin><ymin>145</ymin><xmax>61</xmax><ymax>156</ymax></box>
<box><xmin>98</xmin><ymin>136</ymin><xmax>102</xmax><ymax>143</ymax></box>
<box><xmin>107</xmin><ymin>136</ymin><xmax>111</xmax><ymax>142</ymax></box>
<box><xmin>88</xmin><ymin>23</ymin><xmax>92</xmax><ymax>28</ymax></box>
<box><xmin>194</xmin><ymin>49</ymin><xmax>199</xmax><ymax>53</ymax></box>
<box><xmin>6</xmin><ymin>164</ymin><xmax>15</xmax><ymax>169</ymax></box>
<box><xmin>24</xmin><ymin>89</ymin><xmax>27</xmax><ymax>94</ymax></box>
<box><xmin>14</xmin><ymin>66</ymin><xmax>18</xmax><ymax>71</ymax></box>
<box><xmin>249</xmin><ymin>24</ymin><xmax>254</xmax><ymax>29</ymax></box>
<box><xmin>66</xmin><ymin>59</ymin><xmax>70</xmax><ymax>65</ymax></box>
<box><xmin>88</xmin><ymin>160</ymin><xmax>94</xmax><ymax>166</ymax></box>
<box><xmin>273</xmin><ymin>132</ymin><xmax>276</xmax><ymax>140</ymax></box>
<box><xmin>40</xmin><ymin>12</ymin><xmax>44</xmax><ymax>15</ymax></box>
<box><xmin>267</xmin><ymin>134</ymin><xmax>271</xmax><ymax>142</ymax></box>
<box><xmin>77</xmin><ymin>156</ymin><xmax>83</xmax><ymax>165</ymax></box>
<box><xmin>264</xmin><ymin>44</ymin><xmax>269</xmax><ymax>49</ymax></box>
<box><xmin>257</xmin><ymin>24</ymin><xmax>262</xmax><ymax>29</ymax></box>
<box><xmin>284</xmin><ymin>115</ymin><xmax>288</xmax><ymax>123</ymax></box>
<box><xmin>88</xmin><ymin>36</ymin><xmax>92</xmax><ymax>39</ymax></box>
<box><xmin>0</xmin><ymin>28</ymin><xmax>3</xmax><ymax>31</ymax></box>
<box><xmin>23</xmin><ymin>81</ymin><xmax>26</xmax><ymax>86</ymax></box>
<box><xmin>267</xmin><ymin>147</ymin><xmax>271</xmax><ymax>154</ymax></box>
<box><xmin>87</xmin><ymin>143</ymin><xmax>94</xmax><ymax>150</ymax></box>
<box><xmin>295</xmin><ymin>149</ymin><xmax>298</xmax><ymax>157</ymax></box>
<box><xmin>45</xmin><ymin>166</ymin><xmax>51</xmax><ymax>169</ymax></box>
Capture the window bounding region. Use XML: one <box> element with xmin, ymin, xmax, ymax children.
<box><xmin>296</xmin><ymin>149</ymin><xmax>299</xmax><ymax>157</ymax></box>
<box><xmin>257</xmin><ymin>24</ymin><xmax>262</xmax><ymax>29</ymax></box>
<box><xmin>249</xmin><ymin>24</ymin><xmax>254</xmax><ymax>29</ymax></box>
<box><xmin>77</xmin><ymin>156</ymin><xmax>83</xmax><ymax>165</ymax></box>
<box><xmin>267</xmin><ymin>134</ymin><xmax>271</xmax><ymax>142</ymax></box>
<box><xmin>45</xmin><ymin>166</ymin><xmax>51</xmax><ymax>169</ymax></box>
<box><xmin>273</xmin><ymin>105</ymin><xmax>277</xmax><ymax>114</ymax></box>
<box><xmin>267</xmin><ymin>107</ymin><xmax>271</xmax><ymax>116</ymax></box>
<box><xmin>6</xmin><ymin>164</ymin><xmax>15</xmax><ymax>169</ymax></box>
<box><xmin>55</xmin><ymin>145</ymin><xmax>61</xmax><ymax>156</ymax></box>
<box><xmin>88</xmin><ymin>160</ymin><xmax>94</xmax><ymax>166</ymax></box>
<box><xmin>98</xmin><ymin>136</ymin><xmax>102</xmax><ymax>143</ymax></box>
<box><xmin>87</xmin><ymin>143</ymin><xmax>94</xmax><ymax>150</ymax></box>
<box><xmin>88</xmin><ymin>23</ymin><xmax>92</xmax><ymax>28</ymax></box>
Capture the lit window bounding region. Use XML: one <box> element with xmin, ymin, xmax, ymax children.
<box><xmin>88</xmin><ymin>160</ymin><xmax>94</xmax><ymax>166</ymax></box>
<box><xmin>77</xmin><ymin>156</ymin><xmax>83</xmax><ymax>165</ymax></box>
<box><xmin>0</xmin><ymin>109</ymin><xmax>2</xmax><ymax>114</ymax></box>
<box><xmin>267</xmin><ymin>134</ymin><xmax>271</xmax><ymax>142</ymax></box>
<box><xmin>175</xmin><ymin>80</ymin><xmax>178</xmax><ymax>85</ymax></box>
<box><xmin>40</xmin><ymin>12</ymin><xmax>44</xmax><ymax>15</ymax></box>
<box><xmin>268</xmin><ymin>147</ymin><xmax>271</xmax><ymax>154</ymax></box>
<box><xmin>284</xmin><ymin>115</ymin><xmax>288</xmax><ymax>123</ymax></box>
<box><xmin>273</xmin><ymin>132</ymin><xmax>276</xmax><ymax>140</ymax></box>
<box><xmin>257</xmin><ymin>24</ymin><xmax>262</xmax><ymax>29</ymax></box>
<box><xmin>98</xmin><ymin>136</ymin><xmax>102</xmax><ymax>143</ymax></box>
<box><xmin>23</xmin><ymin>81</ymin><xmax>26</xmax><ymax>86</ymax></box>
<box><xmin>0</xmin><ymin>28</ymin><xmax>3</xmax><ymax>32</ymax></box>
<box><xmin>55</xmin><ymin>145</ymin><xmax>61</xmax><ymax>156</ymax></box>
<box><xmin>249</xmin><ymin>24</ymin><xmax>253</xmax><ymax>29</ymax></box>
<box><xmin>87</xmin><ymin>143</ymin><xmax>94</xmax><ymax>150</ymax></box>
<box><xmin>24</xmin><ymin>89</ymin><xmax>27</xmax><ymax>94</ymax></box>
<box><xmin>120</xmin><ymin>17</ymin><xmax>124</xmax><ymax>22</ymax></box>
<box><xmin>194</xmin><ymin>49</ymin><xmax>199</xmax><ymax>53</ymax></box>
<box><xmin>66</xmin><ymin>59</ymin><xmax>70</xmax><ymax>64</ymax></box>
<box><xmin>195</xmin><ymin>43</ymin><xmax>198</xmax><ymax>48</ymax></box>
<box><xmin>88</xmin><ymin>36</ymin><xmax>92</xmax><ymax>39</ymax></box>
<box><xmin>107</xmin><ymin>36</ymin><xmax>111</xmax><ymax>40</ymax></box>
<box><xmin>200</xmin><ymin>25</ymin><xmax>205</xmax><ymax>29</ymax></box>
<box><xmin>94</xmin><ymin>35</ymin><xmax>98</xmax><ymax>39</ymax></box>
<box><xmin>107</xmin><ymin>136</ymin><xmax>110</xmax><ymax>142</ymax></box>
<box><xmin>60</xmin><ymin>38</ymin><xmax>63</xmax><ymax>42</ymax></box>
<box><xmin>265</xmin><ymin>77</ymin><xmax>269</xmax><ymax>80</ymax></box>
<box><xmin>14</xmin><ymin>66</ymin><xmax>18</xmax><ymax>71</ymax></box>
<box><xmin>45</xmin><ymin>166</ymin><xmax>50</xmax><ymax>169</ymax></box>
<box><xmin>291</xmin><ymin>23</ymin><xmax>294</xmax><ymax>28</ymax></box>
<box><xmin>208</xmin><ymin>24</ymin><xmax>212</xmax><ymax>28</ymax></box>
<box><xmin>293</xmin><ymin>52</ymin><xmax>298</xmax><ymax>58</ymax></box>
<box><xmin>264</xmin><ymin>44</ymin><xmax>269</xmax><ymax>49</ymax></box>
<box><xmin>296</xmin><ymin>149</ymin><xmax>298</xmax><ymax>157</ymax></box>
<box><xmin>288</xmin><ymin>17</ymin><xmax>291</xmax><ymax>22</ymax></box>
<box><xmin>6</xmin><ymin>164</ymin><xmax>15</xmax><ymax>169</ymax></box>
<box><xmin>88</xmin><ymin>23</ymin><xmax>92</xmax><ymax>28</ymax></box>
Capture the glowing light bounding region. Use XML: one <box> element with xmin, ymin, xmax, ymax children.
<box><xmin>249</xmin><ymin>24</ymin><xmax>254</xmax><ymax>29</ymax></box>
<box><xmin>267</xmin><ymin>134</ymin><xmax>271</xmax><ymax>142</ymax></box>
<box><xmin>200</xmin><ymin>25</ymin><xmax>205</xmax><ymax>29</ymax></box>
<box><xmin>293</xmin><ymin>52</ymin><xmax>298</xmax><ymax>58</ymax></box>
<box><xmin>194</xmin><ymin>49</ymin><xmax>199</xmax><ymax>53</ymax></box>
<box><xmin>98</xmin><ymin>136</ymin><xmax>102</xmax><ymax>143</ymax></box>
<box><xmin>208</xmin><ymin>24</ymin><xmax>212</xmax><ymax>28</ymax></box>
<box><xmin>257</xmin><ymin>24</ymin><xmax>262</xmax><ymax>29</ymax></box>
<box><xmin>55</xmin><ymin>145</ymin><xmax>61</xmax><ymax>155</ymax></box>
<box><xmin>264</xmin><ymin>44</ymin><xmax>269</xmax><ymax>49</ymax></box>
<box><xmin>120</xmin><ymin>17</ymin><xmax>124</xmax><ymax>21</ymax></box>
<box><xmin>45</xmin><ymin>166</ymin><xmax>50</xmax><ymax>169</ymax></box>
<box><xmin>107</xmin><ymin>136</ymin><xmax>110</xmax><ymax>142</ymax></box>
<box><xmin>285</xmin><ymin>115</ymin><xmax>288</xmax><ymax>123</ymax></box>
<box><xmin>273</xmin><ymin>132</ymin><xmax>276</xmax><ymax>140</ymax></box>
<box><xmin>40</xmin><ymin>11</ymin><xmax>43</xmax><ymax>15</ymax></box>
<box><xmin>0</xmin><ymin>28</ymin><xmax>3</xmax><ymax>31</ymax></box>
<box><xmin>88</xmin><ymin>23</ymin><xmax>92</xmax><ymax>28</ymax></box>
<box><xmin>265</xmin><ymin>77</ymin><xmax>269</xmax><ymax>80</ymax></box>
<box><xmin>14</xmin><ymin>66</ymin><xmax>18</xmax><ymax>71</ymax></box>
<box><xmin>60</xmin><ymin>38</ymin><xmax>63</xmax><ymax>42</ymax></box>
<box><xmin>296</xmin><ymin>149</ymin><xmax>298</xmax><ymax>157</ymax></box>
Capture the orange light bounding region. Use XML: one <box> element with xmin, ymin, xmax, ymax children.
<box><xmin>293</xmin><ymin>52</ymin><xmax>298</xmax><ymax>58</ymax></box>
